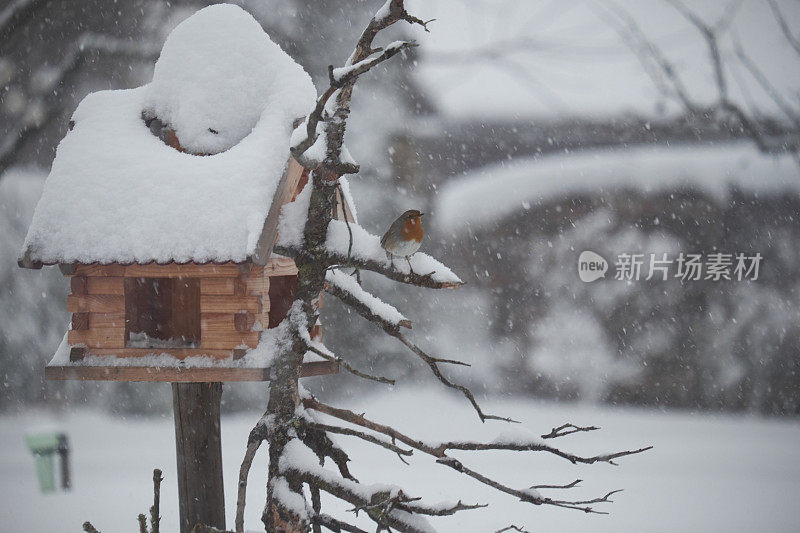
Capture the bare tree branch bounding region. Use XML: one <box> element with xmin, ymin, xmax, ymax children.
<box><xmin>600</xmin><ymin>1</ymin><xmax>695</xmax><ymax>110</ymax></box>
<box><xmin>302</xmin><ymin>396</ymin><xmax>650</xmax><ymax>513</ymax></box>
<box><xmin>766</xmin><ymin>0</ymin><xmax>800</xmax><ymax>58</ymax></box>
<box><xmin>733</xmin><ymin>35</ymin><xmax>800</xmax><ymax>128</ymax></box>
<box><xmin>665</xmin><ymin>0</ymin><xmax>739</xmax><ymax>101</ymax></box>
<box><xmin>236</xmin><ymin>420</ymin><xmax>269</xmax><ymax>533</ymax></box>
<box><xmin>292</xmin><ymin>0</ymin><xmax>431</xmax><ymax>170</ymax></box>
<box><xmin>313</xmin><ymin>513</ymin><xmax>370</xmax><ymax>533</ymax></box>
<box><xmin>531</xmin><ymin>479</ymin><xmax>582</xmax><ymax>490</ymax></box>
<box><xmin>495</xmin><ymin>526</ymin><xmax>530</xmax><ymax>533</ymax></box>
<box><xmin>602</xmin><ymin>0</ymin><xmax>799</xmax><ymax>155</ymax></box>
<box><xmin>150</xmin><ymin>468</ymin><xmax>163</xmax><ymax>533</ymax></box>
<box><xmin>304</xmin><ymin>420</ymin><xmax>414</xmax><ymax>457</ymax></box>
<box><xmin>541</xmin><ymin>423</ymin><xmax>599</xmax><ymax>439</ymax></box>
<box><xmin>324</xmin><ymin>278</ymin><xmax>514</xmax><ymax>423</ymax></box>
<box><xmin>305</xmin><ymin>344</ymin><xmax>396</xmax><ymax>385</ymax></box>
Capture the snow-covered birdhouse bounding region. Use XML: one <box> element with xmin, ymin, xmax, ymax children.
<box><xmin>17</xmin><ymin>5</ymin><xmax>350</xmax><ymax>382</ymax></box>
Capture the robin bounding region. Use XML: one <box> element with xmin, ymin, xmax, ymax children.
<box><xmin>380</xmin><ymin>209</ymin><xmax>424</xmax><ymax>272</ymax></box>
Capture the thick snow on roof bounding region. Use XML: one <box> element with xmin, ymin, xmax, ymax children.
<box><xmin>436</xmin><ymin>143</ymin><xmax>800</xmax><ymax>233</ymax></box>
<box><xmin>408</xmin><ymin>0</ymin><xmax>799</xmax><ymax>120</ymax></box>
<box><xmin>22</xmin><ymin>4</ymin><xmax>316</xmax><ymax>265</ymax></box>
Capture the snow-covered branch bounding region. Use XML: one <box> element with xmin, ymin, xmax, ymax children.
<box><xmin>275</xmin><ymin>219</ymin><xmax>463</xmax><ymax>290</ymax></box>
<box><xmin>279</xmin><ymin>438</ymin><xmax>481</xmax><ymax>532</ymax></box>
<box><xmin>325</xmin><ymin>269</ymin><xmax>412</xmax><ymax>330</ymax></box>
<box><xmin>323</xmin><ymin>272</ymin><xmax>518</xmax><ymax>423</ymax></box>
<box><xmin>291</xmin><ymin>0</ymin><xmax>431</xmax><ymax>172</ymax></box>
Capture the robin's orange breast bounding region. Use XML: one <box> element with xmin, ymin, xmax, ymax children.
<box><xmin>401</xmin><ymin>217</ymin><xmax>423</xmax><ymax>242</ymax></box>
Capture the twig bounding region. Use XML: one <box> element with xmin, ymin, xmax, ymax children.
<box><xmin>236</xmin><ymin>420</ymin><xmax>269</xmax><ymax>533</ymax></box>
<box><xmin>766</xmin><ymin>0</ymin><xmax>800</xmax><ymax>57</ymax></box>
<box><xmin>304</xmin><ymin>420</ymin><xmax>413</xmax><ymax>456</ymax></box>
<box><xmin>150</xmin><ymin>468</ymin><xmax>162</xmax><ymax>533</ymax></box>
<box><xmin>138</xmin><ymin>514</ymin><xmax>147</xmax><ymax>533</ymax></box>
<box><xmin>82</xmin><ymin>523</ymin><xmax>101</xmax><ymax>533</ymax></box>
<box><xmin>541</xmin><ymin>423</ymin><xmax>599</xmax><ymax>439</ymax></box>
<box><xmin>325</xmin><ymin>279</ymin><xmax>511</xmax><ymax>423</ymax></box>
<box><xmin>395</xmin><ymin>332</ymin><xmax>513</xmax><ymax>422</ymax></box>
<box><xmin>306</xmin><ymin>344</ymin><xmax>395</xmax><ymax>385</ymax></box>
<box><xmin>531</xmin><ymin>479</ymin><xmax>582</xmax><ymax>490</ymax></box>
<box><xmin>495</xmin><ymin>526</ymin><xmax>530</xmax><ymax>533</ymax></box>
<box><xmin>313</xmin><ymin>513</ymin><xmax>370</xmax><ymax>533</ymax></box>
<box><xmin>733</xmin><ymin>35</ymin><xmax>800</xmax><ymax>128</ymax></box>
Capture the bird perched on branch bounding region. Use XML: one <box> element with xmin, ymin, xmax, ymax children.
<box><xmin>381</xmin><ymin>210</ymin><xmax>424</xmax><ymax>272</ymax></box>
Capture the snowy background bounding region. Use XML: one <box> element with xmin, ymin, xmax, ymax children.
<box><xmin>1</xmin><ymin>0</ymin><xmax>799</xmax><ymax>531</ymax></box>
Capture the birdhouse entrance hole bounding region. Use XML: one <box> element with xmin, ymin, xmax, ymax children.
<box><xmin>124</xmin><ymin>278</ymin><xmax>201</xmax><ymax>348</ymax></box>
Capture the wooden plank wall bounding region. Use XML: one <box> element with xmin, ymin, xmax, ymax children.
<box><xmin>65</xmin><ymin>261</ymin><xmax>303</xmax><ymax>356</ymax></box>
<box><xmin>67</xmin><ymin>275</ymin><xmax>125</xmax><ymax>348</ymax></box>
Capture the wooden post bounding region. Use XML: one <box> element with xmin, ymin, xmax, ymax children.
<box><xmin>172</xmin><ymin>382</ymin><xmax>225</xmax><ymax>533</ymax></box>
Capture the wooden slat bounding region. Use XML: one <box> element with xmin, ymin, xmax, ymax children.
<box><xmin>70</xmin><ymin>276</ymin><xmax>87</xmax><ymax>294</ymax></box>
<box><xmin>234</xmin><ymin>312</ymin><xmax>256</xmax><ymax>332</ymax></box>
<box><xmin>44</xmin><ymin>360</ymin><xmax>339</xmax><ymax>382</ymax></box>
<box><xmin>200</xmin><ymin>295</ymin><xmax>259</xmax><ymax>314</ymax></box>
<box><xmin>87</xmin><ymin>277</ymin><xmax>124</xmax><ymax>294</ymax></box>
<box><xmin>70</xmin><ymin>262</ymin><xmax>263</xmax><ymax>278</ymax></box>
<box><xmin>234</xmin><ymin>278</ymin><xmax>246</xmax><ymax>296</ymax></box>
<box><xmin>252</xmin><ymin>157</ymin><xmax>305</xmax><ymax>264</ymax></box>
<box><xmin>91</xmin><ymin>313</ymin><xmax>126</xmax><ymax>329</ymax></box>
<box><xmin>71</xmin><ymin>264</ymin><xmax>126</xmax><ymax>277</ymax></box>
<box><xmin>67</xmin><ymin>294</ymin><xmax>124</xmax><ymax>313</ymax></box>
<box><xmin>265</xmin><ymin>257</ymin><xmax>298</xmax><ymax>276</ymax></box>
<box><xmin>257</xmin><ymin>273</ymin><xmax>270</xmax><ymax>328</ymax></box>
<box><xmin>124</xmin><ymin>263</ymin><xmax>242</xmax><ymax>278</ymax></box>
<box><xmin>201</xmin><ymin>332</ymin><xmax>259</xmax><ymax>350</ymax></box>
<box><xmin>200</xmin><ymin>278</ymin><xmax>235</xmax><ymax>295</ymax></box>
<box><xmin>71</xmin><ymin>313</ymin><xmax>89</xmax><ymax>331</ymax></box>
<box><xmin>201</xmin><ymin>313</ymin><xmax>259</xmax><ymax>349</ymax></box>
<box><xmin>201</xmin><ymin>313</ymin><xmax>235</xmax><ymax>332</ymax></box>
<box><xmin>245</xmin><ymin>274</ymin><xmax>269</xmax><ymax>297</ymax></box>
<box><xmin>68</xmin><ymin>328</ymin><xmax>125</xmax><ymax>348</ymax></box>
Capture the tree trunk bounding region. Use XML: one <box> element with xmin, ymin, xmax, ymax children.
<box><xmin>172</xmin><ymin>382</ymin><xmax>226</xmax><ymax>533</ymax></box>
<box><xmin>263</xmin><ymin>173</ymin><xmax>337</xmax><ymax>532</ymax></box>
<box><xmin>262</xmin><ymin>342</ymin><xmax>308</xmax><ymax>532</ymax></box>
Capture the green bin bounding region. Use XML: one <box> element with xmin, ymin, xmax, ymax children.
<box><xmin>25</xmin><ymin>432</ymin><xmax>70</xmax><ymax>493</ymax></box>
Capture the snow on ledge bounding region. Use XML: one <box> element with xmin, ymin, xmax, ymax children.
<box><xmin>47</xmin><ymin>323</ymin><xmax>323</xmax><ymax>371</ymax></box>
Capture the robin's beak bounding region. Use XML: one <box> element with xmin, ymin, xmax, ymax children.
<box><xmin>419</xmin><ymin>213</ymin><xmax>425</xmax><ymax>217</ymax></box>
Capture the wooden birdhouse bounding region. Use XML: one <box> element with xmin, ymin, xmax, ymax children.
<box><xmin>16</xmin><ymin>4</ymin><xmax>349</xmax><ymax>383</ymax></box>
